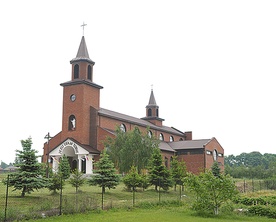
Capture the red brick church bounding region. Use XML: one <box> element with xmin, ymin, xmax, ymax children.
<box><xmin>42</xmin><ymin>35</ymin><xmax>224</xmax><ymax>174</ymax></box>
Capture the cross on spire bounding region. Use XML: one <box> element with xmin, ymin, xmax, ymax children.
<box><xmin>81</xmin><ymin>22</ymin><xmax>87</xmax><ymax>36</ymax></box>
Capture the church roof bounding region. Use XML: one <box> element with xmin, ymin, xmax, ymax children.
<box><xmin>70</xmin><ymin>36</ymin><xmax>95</xmax><ymax>64</ymax></box>
<box><xmin>98</xmin><ymin>108</ymin><xmax>184</xmax><ymax>136</ymax></box>
<box><xmin>168</xmin><ymin>139</ymin><xmax>212</xmax><ymax>150</ymax></box>
<box><xmin>159</xmin><ymin>141</ymin><xmax>177</xmax><ymax>152</ymax></box>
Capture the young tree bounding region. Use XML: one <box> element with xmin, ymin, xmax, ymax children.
<box><xmin>211</xmin><ymin>161</ymin><xmax>221</xmax><ymax>177</ymax></box>
<box><xmin>148</xmin><ymin>148</ymin><xmax>172</xmax><ymax>191</ymax></box>
<box><xmin>106</xmin><ymin>126</ymin><xmax>159</xmax><ymax>173</ymax></box>
<box><xmin>68</xmin><ymin>169</ymin><xmax>86</xmax><ymax>193</ymax></box>
<box><xmin>88</xmin><ymin>149</ymin><xmax>119</xmax><ymax>192</ymax></box>
<box><xmin>8</xmin><ymin>137</ymin><xmax>48</xmax><ymax>197</ymax></box>
<box><xmin>122</xmin><ymin>166</ymin><xmax>144</xmax><ymax>206</ymax></box>
<box><xmin>58</xmin><ymin>154</ymin><xmax>71</xmax><ymax>180</ymax></box>
<box><xmin>170</xmin><ymin>156</ymin><xmax>186</xmax><ymax>191</ymax></box>
<box><xmin>48</xmin><ymin>172</ymin><xmax>63</xmax><ymax>194</ymax></box>
<box><xmin>88</xmin><ymin>149</ymin><xmax>119</xmax><ymax>209</ymax></box>
<box><xmin>186</xmin><ymin>171</ymin><xmax>238</xmax><ymax>215</ymax></box>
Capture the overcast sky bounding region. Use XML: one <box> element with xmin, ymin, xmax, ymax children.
<box><xmin>1</xmin><ymin>0</ymin><xmax>276</xmax><ymax>164</ymax></box>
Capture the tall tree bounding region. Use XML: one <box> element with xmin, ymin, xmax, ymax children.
<box><xmin>58</xmin><ymin>154</ymin><xmax>71</xmax><ymax>180</ymax></box>
<box><xmin>106</xmin><ymin>126</ymin><xmax>159</xmax><ymax>173</ymax></box>
<box><xmin>8</xmin><ymin>137</ymin><xmax>47</xmax><ymax>197</ymax></box>
<box><xmin>148</xmin><ymin>148</ymin><xmax>172</xmax><ymax>191</ymax></box>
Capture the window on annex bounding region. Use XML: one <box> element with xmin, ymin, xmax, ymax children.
<box><xmin>169</xmin><ymin>136</ymin><xmax>174</xmax><ymax>142</ymax></box>
<box><xmin>69</xmin><ymin>115</ymin><xmax>76</xmax><ymax>130</ymax></box>
<box><xmin>74</xmin><ymin>64</ymin><xmax>79</xmax><ymax>79</ymax></box>
<box><xmin>179</xmin><ymin>138</ymin><xmax>184</xmax><ymax>141</ymax></box>
<box><xmin>87</xmin><ymin>65</ymin><xmax>92</xmax><ymax>80</ymax></box>
<box><xmin>148</xmin><ymin>108</ymin><xmax>152</xmax><ymax>117</ymax></box>
<box><xmin>159</xmin><ymin>133</ymin><xmax>164</xmax><ymax>141</ymax></box>
<box><xmin>120</xmin><ymin>123</ymin><xmax>126</xmax><ymax>132</ymax></box>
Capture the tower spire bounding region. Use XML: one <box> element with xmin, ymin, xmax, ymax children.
<box><xmin>70</xmin><ymin>36</ymin><xmax>95</xmax><ymax>65</ymax></box>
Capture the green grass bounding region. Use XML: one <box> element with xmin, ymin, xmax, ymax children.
<box><xmin>27</xmin><ymin>206</ymin><xmax>276</xmax><ymax>222</ymax></box>
<box><xmin>1</xmin><ymin>174</ymin><xmax>276</xmax><ymax>221</ymax></box>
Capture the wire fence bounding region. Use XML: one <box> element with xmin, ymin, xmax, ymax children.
<box><xmin>0</xmin><ymin>173</ymin><xmax>186</xmax><ymax>221</ymax></box>
<box><xmin>1</xmin><ymin>173</ymin><xmax>276</xmax><ymax>221</ymax></box>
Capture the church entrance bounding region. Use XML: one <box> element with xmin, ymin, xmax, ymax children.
<box><xmin>49</xmin><ymin>138</ymin><xmax>95</xmax><ymax>174</ymax></box>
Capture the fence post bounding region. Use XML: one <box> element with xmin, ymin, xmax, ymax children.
<box><xmin>4</xmin><ymin>174</ymin><xmax>10</xmax><ymax>222</ymax></box>
<box><xmin>59</xmin><ymin>176</ymin><xmax>62</xmax><ymax>215</ymax></box>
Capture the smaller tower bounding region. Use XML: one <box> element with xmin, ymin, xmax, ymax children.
<box><xmin>70</xmin><ymin>36</ymin><xmax>95</xmax><ymax>81</ymax></box>
<box><xmin>142</xmin><ymin>89</ymin><xmax>164</xmax><ymax>126</ymax></box>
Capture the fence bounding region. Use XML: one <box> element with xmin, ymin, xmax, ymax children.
<box><xmin>0</xmin><ymin>174</ymin><xmax>186</xmax><ymax>221</ymax></box>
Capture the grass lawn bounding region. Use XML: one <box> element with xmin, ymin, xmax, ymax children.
<box><xmin>1</xmin><ymin>174</ymin><xmax>276</xmax><ymax>221</ymax></box>
<box><xmin>27</xmin><ymin>206</ymin><xmax>276</xmax><ymax>222</ymax></box>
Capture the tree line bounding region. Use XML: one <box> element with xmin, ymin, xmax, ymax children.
<box><xmin>225</xmin><ymin>152</ymin><xmax>276</xmax><ymax>179</ymax></box>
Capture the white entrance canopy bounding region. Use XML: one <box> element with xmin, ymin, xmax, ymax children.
<box><xmin>49</xmin><ymin>138</ymin><xmax>99</xmax><ymax>174</ymax></box>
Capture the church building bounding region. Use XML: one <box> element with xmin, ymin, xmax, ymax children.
<box><xmin>42</xmin><ymin>35</ymin><xmax>224</xmax><ymax>174</ymax></box>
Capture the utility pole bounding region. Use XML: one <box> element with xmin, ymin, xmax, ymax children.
<box><xmin>44</xmin><ymin>132</ymin><xmax>52</xmax><ymax>178</ymax></box>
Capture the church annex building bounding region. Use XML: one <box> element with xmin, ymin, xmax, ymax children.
<box><xmin>42</xmin><ymin>36</ymin><xmax>224</xmax><ymax>174</ymax></box>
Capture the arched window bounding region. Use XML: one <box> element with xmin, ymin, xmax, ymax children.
<box><xmin>120</xmin><ymin>123</ymin><xmax>126</xmax><ymax>132</ymax></box>
<box><xmin>69</xmin><ymin>115</ymin><xmax>76</xmax><ymax>130</ymax></box>
<box><xmin>156</xmin><ymin>108</ymin><xmax>159</xmax><ymax>117</ymax></box>
<box><xmin>74</xmin><ymin>64</ymin><xmax>79</xmax><ymax>79</ymax></box>
<box><xmin>148</xmin><ymin>108</ymin><xmax>152</xmax><ymax>117</ymax></box>
<box><xmin>87</xmin><ymin>65</ymin><xmax>92</xmax><ymax>80</ymax></box>
<box><xmin>159</xmin><ymin>133</ymin><xmax>164</xmax><ymax>141</ymax></box>
<box><xmin>169</xmin><ymin>136</ymin><xmax>174</xmax><ymax>142</ymax></box>
<box><xmin>148</xmin><ymin>130</ymin><xmax>152</xmax><ymax>138</ymax></box>
<box><xmin>179</xmin><ymin>138</ymin><xmax>184</xmax><ymax>141</ymax></box>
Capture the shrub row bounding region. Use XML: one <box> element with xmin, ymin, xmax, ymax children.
<box><xmin>248</xmin><ymin>205</ymin><xmax>276</xmax><ymax>219</ymax></box>
<box><xmin>234</xmin><ymin>196</ymin><xmax>276</xmax><ymax>206</ymax></box>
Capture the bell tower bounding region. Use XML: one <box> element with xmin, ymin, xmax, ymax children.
<box><xmin>60</xmin><ymin>35</ymin><xmax>103</xmax><ymax>145</ymax></box>
<box><xmin>142</xmin><ymin>89</ymin><xmax>164</xmax><ymax>126</ymax></box>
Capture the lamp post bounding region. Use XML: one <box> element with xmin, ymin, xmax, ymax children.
<box><xmin>44</xmin><ymin>132</ymin><xmax>52</xmax><ymax>178</ymax></box>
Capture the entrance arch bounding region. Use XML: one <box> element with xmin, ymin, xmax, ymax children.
<box><xmin>49</xmin><ymin>138</ymin><xmax>96</xmax><ymax>174</ymax></box>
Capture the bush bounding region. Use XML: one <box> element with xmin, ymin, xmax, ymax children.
<box><xmin>248</xmin><ymin>205</ymin><xmax>276</xmax><ymax>218</ymax></box>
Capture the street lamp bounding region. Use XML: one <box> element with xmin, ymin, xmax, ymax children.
<box><xmin>44</xmin><ymin>132</ymin><xmax>53</xmax><ymax>178</ymax></box>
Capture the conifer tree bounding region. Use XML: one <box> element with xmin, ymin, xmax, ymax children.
<box><xmin>88</xmin><ymin>149</ymin><xmax>119</xmax><ymax>193</ymax></box>
<box><xmin>170</xmin><ymin>156</ymin><xmax>187</xmax><ymax>191</ymax></box>
<box><xmin>88</xmin><ymin>149</ymin><xmax>119</xmax><ymax>209</ymax></box>
<box><xmin>122</xmin><ymin>166</ymin><xmax>143</xmax><ymax>206</ymax></box>
<box><xmin>8</xmin><ymin>137</ymin><xmax>47</xmax><ymax>197</ymax></box>
<box><xmin>68</xmin><ymin>169</ymin><xmax>86</xmax><ymax>193</ymax></box>
<box><xmin>211</xmin><ymin>161</ymin><xmax>221</xmax><ymax>177</ymax></box>
<box><xmin>58</xmin><ymin>154</ymin><xmax>71</xmax><ymax>180</ymax></box>
<box><xmin>148</xmin><ymin>148</ymin><xmax>172</xmax><ymax>191</ymax></box>
<box><xmin>48</xmin><ymin>172</ymin><xmax>63</xmax><ymax>194</ymax></box>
